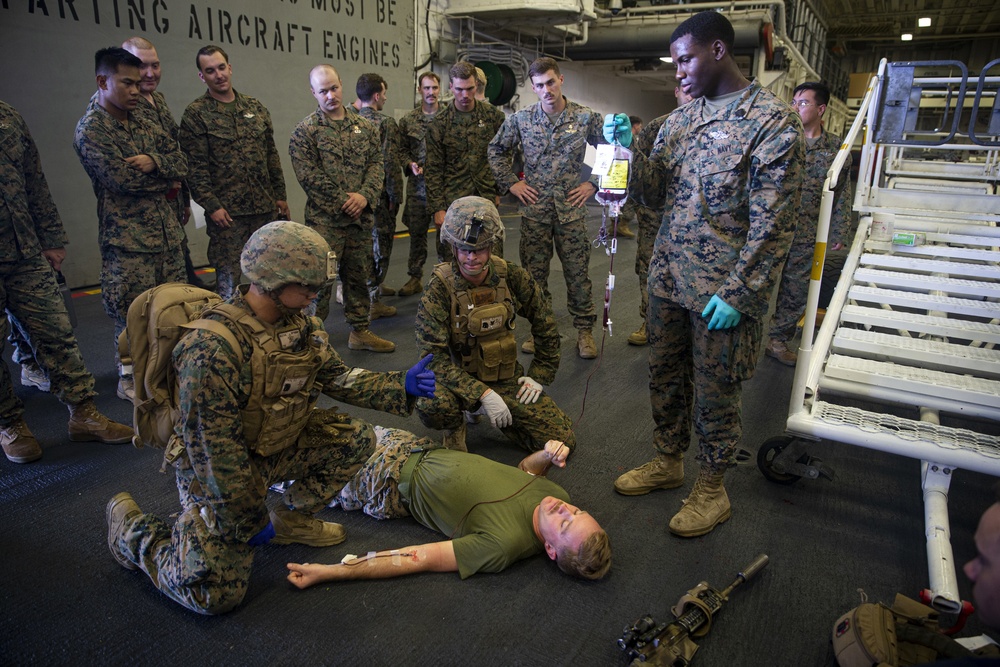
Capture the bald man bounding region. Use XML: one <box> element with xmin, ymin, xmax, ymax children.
<box><xmin>121</xmin><ymin>37</ymin><xmax>206</xmax><ymax>289</ymax></box>
<box><xmin>967</xmin><ymin>500</ymin><xmax>1000</xmax><ymax>630</ymax></box>
<box><xmin>288</xmin><ymin>65</ymin><xmax>394</xmax><ymax>353</ymax></box>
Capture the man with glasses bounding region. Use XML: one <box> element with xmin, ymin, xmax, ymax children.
<box><xmin>765</xmin><ymin>81</ymin><xmax>853</xmax><ymax>365</ymax></box>
<box><xmin>414</xmin><ymin>197</ymin><xmax>574</xmax><ymax>454</ymax></box>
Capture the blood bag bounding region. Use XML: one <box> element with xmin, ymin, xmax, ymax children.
<box><xmin>594</xmin><ymin>143</ymin><xmax>633</xmax><ymax>217</ymax></box>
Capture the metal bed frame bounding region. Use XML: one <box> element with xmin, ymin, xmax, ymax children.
<box><xmin>755</xmin><ymin>58</ymin><xmax>1000</xmax><ymax>614</ymax></box>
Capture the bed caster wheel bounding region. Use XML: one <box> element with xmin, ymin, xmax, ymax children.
<box><xmin>757</xmin><ymin>436</ymin><xmax>834</xmax><ymax>484</ymax></box>
<box><xmin>757</xmin><ymin>436</ymin><xmax>802</xmax><ymax>485</ymax></box>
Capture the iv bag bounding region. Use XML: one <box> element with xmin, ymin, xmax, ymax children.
<box><xmin>594</xmin><ymin>143</ymin><xmax>632</xmax><ymax>217</ymax></box>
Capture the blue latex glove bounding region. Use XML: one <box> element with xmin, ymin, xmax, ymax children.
<box><xmin>701</xmin><ymin>295</ymin><xmax>742</xmax><ymax>331</ymax></box>
<box><xmin>405</xmin><ymin>354</ymin><xmax>436</xmax><ymax>398</ymax></box>
<box><xmin>602</xmin><ymin>113</ymin><xmax>633</xmax><ymax>148</ymax></box>
<box><xmin>247</xmin><ymin>521</ymin><xmax>275</xmax><ymax>547</ymax></box>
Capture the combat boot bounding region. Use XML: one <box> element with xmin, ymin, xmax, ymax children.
<box><xmin>577</xmin><ymin>329</ymin><xmax>598</xmax><ymax>359</ymax></box>
<box><xmin>521</xmin><ymin>335</ymin><xmax>535</xmax><ymax>354</ymax></box>
<box><xmin>627</xmin><ymin>322</ymin><xmax>647</xmax><ymax>346</ymax></box>
<box><xmin>398</xmin><ymin>276</ymin><xmax>423</xmax><ymax>296</ymax></box>
<box><xmin>1</xmin><ymin>419</ymin><xmax>42</xmax><ymax>463</ymax></box>
<box><xmin>443</xmin><ymin>421</ymin><xmax>468</xmax><ymax>452</ymax></box>
<box><xmin>617</xmin><ymin>219</ymin><xmax>636</xmax><ymax>239</ymax></box>
<box><xmin>765</xmin><ymin>338</ymin><xmax>797</xmax><ymax>366</ymax></box>
<box><xmin>613</xmin><ymin>453</ymin><xmax>684</xmax><ymax>495</ymax></box>
<box><xmin>668</xmin><ymin>467</ymin><xmax>731</xmax><ymax>537</ymax></box>
<box><xmin>117</xmin><ymin>375</ymin><xmax>135</xmax><ymax>403</ymax></box>
<box><xmin>379</xmin><ymin>284</ymin><xmax>396</xmax><ymax>297</ymax></box>
<box><xmin>270</xmin><ymin>508</ymin><xmax>346</xmax><ymax>546</ymax></box>
<box><xmin>369</xmin><ymin>300</ymin><xmax>397</xmax><ymax>320</ymax></box>
<box><xmin>68</xmin><ymin>400</ymin><xmax>134</xmax><ymax>444</ymax></box>
<box><xmin>21</xmin><ymin>363</ymin><xmax>51</xmax><ymax>392</ymax></box>
<box><xmin>348</xmin><ymin>328</ymin><xmax>396</xmax><ymax>353</ymax></box>
<box><xmin>106</xmin><ymin>492</ymin><xmax>141</xmax><ymax>570</ymax></box>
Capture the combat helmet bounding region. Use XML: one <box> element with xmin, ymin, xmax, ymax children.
<box><xmin>241</xmin><ymin>221</ymin><xmax>337</xmax><ymax>292</ymax></box>
<box><xmin>440</xmin><ymin>196</ymin><xmax>505</xmax><ymax>251</ymax></box>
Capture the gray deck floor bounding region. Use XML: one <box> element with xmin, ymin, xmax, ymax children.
<box><xmin>2</xmin><ymin>204</ymin><xmax>996</xmax><ymax>666</ymax></box>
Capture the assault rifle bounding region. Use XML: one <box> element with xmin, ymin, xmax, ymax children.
<box><xmin>618</xmin><ymin>554</ymin><xmax>769</xmax><ymax>666</ymax></box>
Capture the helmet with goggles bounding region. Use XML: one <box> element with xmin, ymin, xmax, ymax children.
<box><xmin>440</xmin><ymin>196</ymin><xmax>505</xmax><ymax>251</ymax></box>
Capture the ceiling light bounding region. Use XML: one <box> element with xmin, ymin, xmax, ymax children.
<box><xmin>901</xmin><ymin>33</ymin><xmax>913</xmax><ymax>41</ymax></box>
<box><xmin>918</xmin><ymin>17</ymin><xmax>931</xmax><ymax>27</ymax></box>
<box><xmin>660</xmin><ymin>56</ymin><xmax>673</xmax><ymax>63</ymax></box>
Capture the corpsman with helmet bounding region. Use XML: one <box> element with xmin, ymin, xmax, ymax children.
<box><xmin>415</xmin><ymin>197</ymin><xmax>574</xmax><ymax>454</ymax></box>
<box><xmin>105</xmin><ymin>221</ymin><xmax>436</xmax><ymax>616</ymax></box>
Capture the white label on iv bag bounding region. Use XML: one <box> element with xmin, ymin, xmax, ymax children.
<box><xmin>593</xmin><ymin>144</ymin><xmax>616</xmax><ymax>176</ymax></box>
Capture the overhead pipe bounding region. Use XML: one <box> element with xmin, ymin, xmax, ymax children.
<box><xmin>451</xmin><ymin>1</ymin><xmax>820</xmax><ymax>80</ymax></box>
<box><xmin>561</xmin><ymin>15</ymin><xmax>766</xmax><ymax>60</ymax></box>
<box><xmin>593</xmin><ymin>0</ymin><xmax>789</xmax><ymax>35</ymax></box>
<box><xmin>563</xmin><ymin>0</ymin><xmax>821</xmax><ymax>80</ymax></box>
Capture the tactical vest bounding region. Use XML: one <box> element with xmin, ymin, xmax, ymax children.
<box><xmin>433</xmin><ymin>258</ymin><xmax>517</xmax><ymax>382</ymax></box>
<box><xmin>193</xmin><ymin>305</ymin><xmax>333</xmax><ymax>458</ymax></box>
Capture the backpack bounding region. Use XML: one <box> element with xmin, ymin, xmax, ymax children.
<box><xmin>117</xmin><ymin>283</ymin><xmax>245</xmax><ymax>459</ymax></box>
<box><xmin>832</xmin><ymin>593</ymin><xmax>996</xmax><ymax>666</ymax></box>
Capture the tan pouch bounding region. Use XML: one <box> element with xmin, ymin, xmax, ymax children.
<box><xmin>468</xmin><ymin>302</ymin><xmax>508</xmax><ymax>336</ymax></box>
<box><xmin>477</xmin><ymin>338</ymin><xmax>502</xmax><ymax>382</ymax></box>
<box><xmin>832</xmin><ymin>603</ymin><xmax>897</xmax><ymax>667</ymax></box>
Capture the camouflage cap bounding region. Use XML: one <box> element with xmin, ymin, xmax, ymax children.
<box><xmin>440</xmin><ymin>196</ymin><xmax>505</xmax><ymax>251</ymax></box>
<box><xmin>240</xmin><ymin>221</ymin><xmax>337</xmax><ymax>292</ymax></box>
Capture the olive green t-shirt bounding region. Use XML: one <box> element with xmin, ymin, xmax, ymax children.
<box><xmin>405</xmin><ymin>449</ymin><xmax>570</xmax><ymax>578</ymax></box>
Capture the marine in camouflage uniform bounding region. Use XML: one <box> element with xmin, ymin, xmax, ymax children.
<box><xmin>425</xmin><ymin>63</ymin><xmax>506</xmax><ymax>263</ymax></box>
<box><xmin>179</xmin><ymin>46</ymin><xmax>287</xmax><ymax>300</ymax></box>
<box><xmin>73</xmin><ymin>52</ymin><xmax>189</xmax><ymax>368</ymax></box>
<box><xmin>133</xmin><ymin>91</ymin><xmax>192</xmax><ymax>241</ymax></box>
<box><xmin>358</xmin><ymin>96</ymin><xmax>404</xmax><ymax>304</ymax></box>
<box><xmin>487</xmin><ymin>58</ymin><xmax>606</xmax><ymax>357</ymax></box>
<box><xmin>640</xmin><ymin>87</ymin><xmax>802</xmax><ymax>469</ymax></box>
<box><xmin>0</xmin><ymin>100</ymin><xmax>134</xmax><ymax>463</ymax></box>
<box><xmin>767</xmin><ymin>84</ymin><xmax>852</xmax><ymax>362</ymax></box>
<box><xmin>288</xmin><ymin>85</ymin><xmax>386</xmax><ymax>336</ymax></box>
<box><xmin>615</xmin><ymin>12</ymin><xmax>804</xmax><ymax>538</ymax></box>
<box><xmin>416</xmin><ymin>197</ymin><xmax>574</xmax><ymax>453</ymax></box>
<box><xmin>397</xmin><ymin>73</ymin><xmax>440</xmax><ymax>290</ymax></box>
<box><xmin>105</xmin><ymin>221</ymin><xmax>436</xmax><ymax>614</ymax></box>
<box><xmin>122</xmin><ymin>36</ymin><xmax>207</xmax><ymax>291</ymax></box>
<box><xmin>626</xmin><ymin>114</ymin><xmax>668</xmax><ymax>345</ymax></box>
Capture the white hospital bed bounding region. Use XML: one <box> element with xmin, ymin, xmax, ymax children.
<box><xmin>756</xmin><ymin>58</ymin><xmax>1000</xmax><ymax>614</ymax></box>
